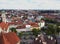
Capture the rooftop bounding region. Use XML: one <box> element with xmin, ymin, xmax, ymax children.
<box><xmin>0</xmin><ymin>32</ymin><xmax>20</xmax><ymax>44</ymax></box>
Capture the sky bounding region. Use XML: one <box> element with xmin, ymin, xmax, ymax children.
<box><xmin>0</xmin><ymin>0</ymin><xmax>60</xmax><ymax>10</ymax></box>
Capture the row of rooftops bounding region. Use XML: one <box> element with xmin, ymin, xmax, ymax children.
<box><xmin>0</xmin><ymin>11</ymin><xmax>45</xmax><ymax>29</ymax></box>
<box><xmin>32</xmin><ymin>34</ymin><xmax>56</xmax><ymax>44</ymax></box>
<box><xmin>4</xmin><ymin>11</ymin><xmax>60</xmax><ymax>23</ymax></box>
<box><xmin>0</xmin><ymin>10</ymin><xmax>45</xmax><ymax>31</ymax></box>
<box><xmin>0</xmin><ymin>10</ymin><xmax>60</xmax><ymax>22</ymax></box>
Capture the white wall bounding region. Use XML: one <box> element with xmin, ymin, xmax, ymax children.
<box><xmin>0</xmin><ymin>27</ymin><xmax>2</xmax><ymax>33</ymax></box>
<box><xmin>40</xmin><ymin>22</ymin><xmax>45</xmax><ymax>28</ymax></box>
<box><xmin>16</xmin><ymin>28</ymin><xmax>31</xmax><ymax>32</ymax></box>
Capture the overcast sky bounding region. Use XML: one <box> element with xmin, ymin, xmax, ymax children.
<box><xmin>0</xmin><ymin>0</ymin><xmax>60</xmax><ymax>10</ymax></box>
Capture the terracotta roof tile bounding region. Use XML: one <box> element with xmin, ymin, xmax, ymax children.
<box><xmin>16</xmin><ymin>24</ymin><xmax>26</xmax><ymax>29</ymax></box>
<box><xmin>29</xmin><ymin>22</ymin><xmax>39</xmax><ymax>27</ymax></box>
<box><xmin>0</xmin><ymin>32</ymin><xmax>20</xmax><ymax>44</ymax></box>
<box><xmin>8</xmin><ymin>21</ymin><xmax>23</xmax><ymax>25</ymax></box>
<box><xmin>0</xmin><ymin>22</ymin><xmax>9</xmax><ymax>30</ymax></box>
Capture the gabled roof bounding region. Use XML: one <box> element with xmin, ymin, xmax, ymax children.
<box><xmin>0</xmin><ymin>22</ymin><xmax>9</xmax><ymax>31</ymax></box>
<box><xmin>8</xmin><ymin>21</ymin><xmax>23</xmax><ymax>25</ymax></box>
<box><xmin>29</xmin><ymin>22</ymin><xmax>39</xmax><ymax>27</ymax></box>
<box><xmin>0</xmin><ymin>32</ymin><xmax>20</xmax><ymax>44</ymax></box>
<box><xmin>0</xmin><ymin>34</ymin><xmax>10</xmax><ymax>44</ymax></box>
<box><xmin>16</xmin><ymin>24</ymin><xmax>26</xmax><ymax>29</ymax></box>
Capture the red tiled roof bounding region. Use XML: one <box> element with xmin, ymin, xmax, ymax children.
<box><xmin>0</xmin><ymin>22</ymin><xmax>9</xmax><ymax>30</ymax></box>
<box><xmin>16</xmin><ymin>24</ymin><xmax>26</xmax><ymax>29</ymax></box>
<box><xmin>8</xmin><ymin>22</ymin><xmax>15</xmax><ymax>25</ymax></box>
<box><xmin>0</xmin><ymin>35</ymin><xmax>10</xmax><ymax>44</ymax></box>
<box><xmin>8</xmin><ymin>21</ymin><xmax>23</xmax><ymax>25</ymax></box>
<box><xmin>29</xmin><ymin>22</ymin><xmax>39</xmax><ymax>27</ymax></box>
<box><xmin>0</xmin><ymin>32</ymin><xmax>20</xmax><ymax>44</ymax></box>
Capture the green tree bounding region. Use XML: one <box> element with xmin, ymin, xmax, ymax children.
<box><xmin>42</xmin><ymin>24</ymin><xmax>59</xmax><ymax>35</ymax></box>
<box><xmin>32</xmin><ymin>28</ymin><xmax>40</xmax><ymax>37</ymax></box>
<box><xmin>56</xmin><ymin>26</ymin><xmax>60</xmax><ymax>35</ymax></box>
<box><xmin>9</xmin><ymin>27</ymin><xmax>17</xmax><ymax>33</ymax></box>
<box><xmin>44</xmin><ymin>18</ymin><xmax>57</xmax><ymax>23</ymax></box>
<box><xmin>18</xmin><ymin>32</ymin><xmax>23</xmax><ymax>37</ymax></box>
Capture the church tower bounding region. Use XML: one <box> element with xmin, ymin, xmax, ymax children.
<box><xmin>1</xmin><ymin>11</ymin><xmax>7</xmax><ymax>23</ymax></box>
